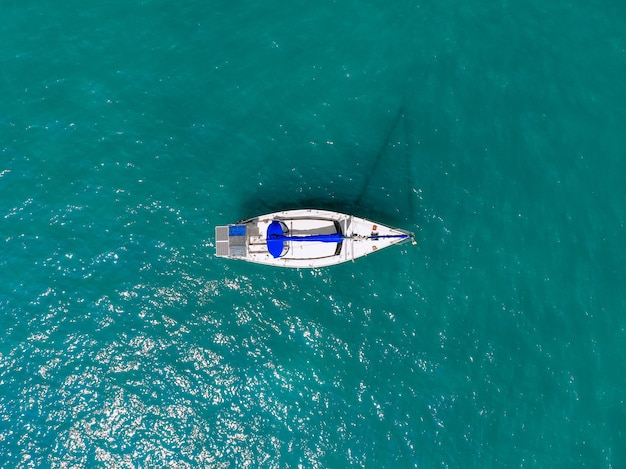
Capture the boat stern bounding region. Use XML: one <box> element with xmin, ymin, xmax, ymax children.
<box><xmin>215</xmin><ymin>224</ymin><xmax>248</xmax><ymax>258</ymax></box>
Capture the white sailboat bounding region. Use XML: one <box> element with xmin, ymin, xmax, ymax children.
<box><xmin>215</xmin><ymin>208</ymin><xmax>415</xmax><ymax>268</ymax></box>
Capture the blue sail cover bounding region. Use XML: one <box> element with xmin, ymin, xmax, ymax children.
<box><xmin>281</xmin><ymin>234</ymin><xmax>345</xmax><ymax>242</ymax></box>
<box><xmin>266</xmin><ymin>220</ymin><xmax>345</xmax><ymax>258</ymax></box>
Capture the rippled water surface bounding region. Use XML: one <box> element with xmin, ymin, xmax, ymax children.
<box><xmin>2</xmin><ymin>1</ymin><xmax>626</xmax><ymax>467</ymax></box>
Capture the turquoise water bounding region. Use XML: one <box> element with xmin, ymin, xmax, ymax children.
<box><xmin>2</xmin><ymin>1</ymin><xmax>625</xmax><ymax>467</ymax></box>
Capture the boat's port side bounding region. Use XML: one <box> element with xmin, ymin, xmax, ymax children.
<box><xmin>280</xmin><ymin>217</ymin><xmax>338</xmax><ymax>236</ymax></box>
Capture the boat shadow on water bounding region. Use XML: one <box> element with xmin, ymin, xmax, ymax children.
<box><xmin>240</xmin><ymin>107</ymin><xmax>419</xmax><ymax>229</ymax></box>
<box><xmin>240</xmin><ymin>196</ymin><xmax>411</xmax><ymax>232</ymax></box>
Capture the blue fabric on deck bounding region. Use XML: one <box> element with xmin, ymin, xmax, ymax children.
<box><xmin>281</xmin><ymin>233</ymin><xmax>345</xmax><ymax>243</ymax></box>
<box><xmin>229</xmin><ymin>225</ymin><xmax>246</xmax><ymax>236</ymax></box>
<box><xmin>267</xmin><ymin>221</ymin><xmax>286</xmax><ymax>258</ymax></box>
<box><xmin>267</xmin><ymin>220</ymin><xmax>345</xmax><ymax>258</ymax></box>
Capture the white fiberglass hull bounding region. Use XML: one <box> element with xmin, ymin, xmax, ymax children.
<box><xmin>215</xmin><ymin>209</ymin><xmax>414</xmax><ymax>268</ymax></box>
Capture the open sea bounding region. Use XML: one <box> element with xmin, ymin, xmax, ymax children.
<box><xmin>1</xmin><ymin>1</ymin><xmax>625</xmax><ymax>467</ymax></box>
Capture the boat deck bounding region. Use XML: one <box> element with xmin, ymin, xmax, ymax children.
<box><xmin>215</xmin><ymin>209</ymin><xmax>414</xmax><ymax>268</ymax></box>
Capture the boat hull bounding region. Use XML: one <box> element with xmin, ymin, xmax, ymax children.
<box><xmin>215</xmin><ymin>209</ymin><xmax>414</xmax><ymax>268</ymax></box>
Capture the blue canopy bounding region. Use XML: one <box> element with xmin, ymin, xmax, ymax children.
<box><xmin>266</xmin><ymin>220</ymin><xmax>345</xmax><ymax>258</ymax></box>
<box><xmin>266</xmin><ymin>220</ymin><xmax>286</xmax><ymax>258</ymax></box>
